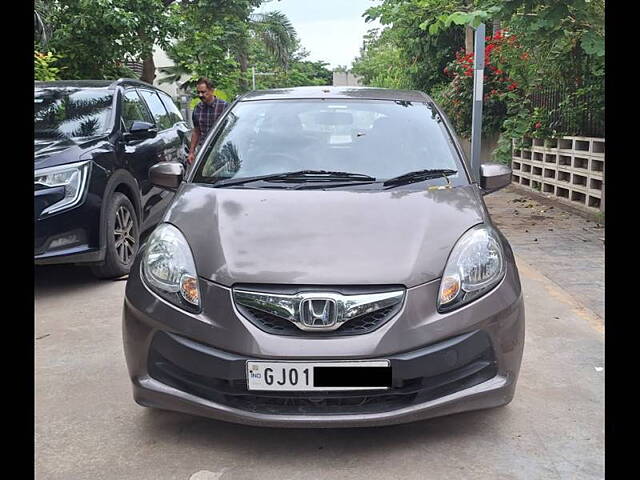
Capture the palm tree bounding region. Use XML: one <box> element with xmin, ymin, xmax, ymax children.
<box><xmin>235</xmin><ymin>10</ymin><xmax>297</xmax><ymax>91</ymax></box>
<box><xmin>34</xmin><ymin>0</ymin><xmax>52</xmax><ymax>47</ymax></box>
<box><xmin>157</xmin><ymin>59</ymin><xmax>194</xmax><ymax>90</ymax></box>
<box><xmin>248</xmin><ymin>11</ymin><xmax>297</xmax><ymax>71</ymax></box>
<box><xmin>141</xmin><ymin>5</ymin><xmax>296</xmax><ymax>92</ymax></box>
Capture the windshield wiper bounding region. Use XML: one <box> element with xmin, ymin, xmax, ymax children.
<box><xmin>383</xmin><ymin>169</ymin><xmax>457</xmax><ymax>188</ymax></box>
<box><xmin>213</xmin><ymin>170</ymin><xmax>376</xmax><ymax>187</ymax></box>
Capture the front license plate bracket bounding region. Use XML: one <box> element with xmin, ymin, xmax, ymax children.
<box><xmin>246</xmin><ymin>360</ymin><xmax>391</xmax><ymax>391</ymax></box>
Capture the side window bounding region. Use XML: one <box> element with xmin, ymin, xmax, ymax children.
<box><xmin>158</xmin><ymin>91</ymin><xmax>184</xmax><ymax>126</ymax></box>
<box><xmin>139</xmin><ymin>90</ymin><xmax>173</xmax><ymax>131</ymax></box>
<box><xmin>121</xmin><ymin>90</ymin><xmax>153</xmax><ymax>131</ymax></box>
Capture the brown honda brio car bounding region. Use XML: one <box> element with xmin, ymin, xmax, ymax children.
<box><xmin>122</xmin><ymin>86</ymin><xmax>525</xmax><ymax>427</ymax></box>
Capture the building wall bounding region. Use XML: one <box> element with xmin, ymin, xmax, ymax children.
<box><xmin>152</xmin><ymin>45</ymin><xmax>181</xmax><ymax>98</ymax></box>
<box><xmin>332</xmin><ymin>72</ymin><xmax>363</xmax><ymax>87</ymax></box>
<box><xmin>458</xmin><ymin>133</ymin><xmax>500</xmax><ymax>166</ymax></box>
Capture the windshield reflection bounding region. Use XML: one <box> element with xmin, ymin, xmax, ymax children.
<box><xmin>34</xmin><ymin>88</ymin><xmax>114</xmax><ymax>140</ymax></box>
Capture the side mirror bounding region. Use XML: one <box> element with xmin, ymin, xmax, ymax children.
<box><xmin>124</xmin><ymin>121</ymin><xmax>157</xmax><ymax>141</ymax></box>
<box><xmin>149</xmin><ymin>162</ymin><xmax>184</xmax><ymax>190</ymax></box>
<box><xmin>480</xmin><ymin>163</ymin><xmax>512</xmax><ymax>194</ymax></box>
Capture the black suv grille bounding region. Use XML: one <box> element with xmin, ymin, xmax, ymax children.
<box><xmin>238</xmin><ymin>304</ymin><xmax>399</xmax><ymax>336</ymax></box>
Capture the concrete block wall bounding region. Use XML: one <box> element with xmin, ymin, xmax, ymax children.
<box><xmin>511</xmin><ymin>136</ymin><xmax>605</xmax><ymax>213</ymax></box>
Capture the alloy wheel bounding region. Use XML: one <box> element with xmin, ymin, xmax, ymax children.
<box><xmin>114</xmin><ymin>205</ymin><xmax>136</xmax><ymax>264</ymax></box>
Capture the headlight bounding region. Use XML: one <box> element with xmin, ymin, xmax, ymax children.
<box><xmin>34</xmin><ymin>160</ymin><xmax>91</xmax><ymax>215</ymax></box>
<box><xmin>142</xmin><ymin>223</ymin><xmax>201</xmax><ymax>311</ymax></box>
<box><xmin>437</xmin><ymin>224</ymin><xmax>505</xmax><ymax>312</ymax></box>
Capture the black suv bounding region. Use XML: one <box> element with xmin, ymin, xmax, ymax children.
<box><xmin>35</xmin><ymin>79</ymin><xmax>191</xmax><ymax>278</ymax></box>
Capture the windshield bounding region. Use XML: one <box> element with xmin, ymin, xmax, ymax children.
<box><xmin>34</xmin><ymin>87</ymin><xmax>114</xmax><ymax>141</ymax></box>
<box><xmin>192</xmin><ymin>99</ymin><xmax>464</xmax><ymax>187</ymax></box>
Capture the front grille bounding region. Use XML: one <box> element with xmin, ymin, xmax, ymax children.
<box><xmin>238</xmin><ymin>304</ymin><xmax>399</xmax><ymax>336</ymax></box>
<box><xmin>147</xmin><ymin>330</ymin><xmax>498</xmax><ymax>416</ymax></box>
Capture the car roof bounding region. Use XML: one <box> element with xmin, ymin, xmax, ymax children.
<box><xmin>34</xmin><ymin>78</ymin><xmax>157</xmax><ymax>90</ymax></box>
<box><xmin>238</xmin><ymin>86</ymin><xmax>432</xmax><ymax>103</ymax></box>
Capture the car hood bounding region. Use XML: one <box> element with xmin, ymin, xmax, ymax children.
<box><xmin>163</xmin><ymin>183</ymin><xmax>488</xmax><ymax>288</ymax></box>
<box><xmin>34</xmin><ymin>136</ymin><xmax>109</xmax><ymax>170</ymax></box>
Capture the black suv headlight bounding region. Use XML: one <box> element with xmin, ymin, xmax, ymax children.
<box><xmin>437</xmin><ymin>224</ymin><xmax>506</xmax><ymax>312</ymax></box>
<box><xmin>34</xmin><ymin>160</ymin><xmax>91</xmax><ymax>216</ymax></box>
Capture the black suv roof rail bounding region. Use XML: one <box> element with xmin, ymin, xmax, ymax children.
<box><xmin>35</xmin><ymin>78</ymin><xmax>158</xmax><ymax>90</ymax></box>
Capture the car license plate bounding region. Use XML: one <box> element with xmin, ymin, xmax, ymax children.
<box><xmin>246</xmin><ymin>360</ymin><xmax>391</xmax><ymax>391</ymax></box>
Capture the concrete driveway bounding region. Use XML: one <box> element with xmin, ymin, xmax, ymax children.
<box><xmin>35</xmin><ymin>251</ymin><xmax>603</xmax><ymax>479</ymax></box>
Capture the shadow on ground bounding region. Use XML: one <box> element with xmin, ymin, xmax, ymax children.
<box><xmin>138</xmin><ymin>404</ymin><xmax>513</xmax><ymax>456</ymax></box>
<box><xmin>34</xmin><ymin>264</ymin><xmax>126</xmax><ymax>298</ymax></box>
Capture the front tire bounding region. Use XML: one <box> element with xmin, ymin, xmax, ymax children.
<box><xmin>91</xmin><ymin>192</ymin><xmax>139</xmax><ymax>279</ymax></box>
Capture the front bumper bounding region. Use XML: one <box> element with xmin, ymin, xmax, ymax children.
<box><xmin>35</xmin><ymin>199</ymin><xmax>104</xmax><ymax>265</ymax></box>
<box><xmin>123</xmin><ymin>252</ymin><xmax>524</xmax><ymax>427</ymax></box>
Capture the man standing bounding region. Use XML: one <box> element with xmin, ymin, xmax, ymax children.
<box><xmin>187</xmin><ymin>77</ymin><xmax>229</xmax><ymax>165</ymax></box>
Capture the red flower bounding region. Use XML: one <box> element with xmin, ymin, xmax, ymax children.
<box><xmin>535</xmin><ymin>122</ymin><xmax>542</xmax><ymax>129</ymax></box>
<box><xmin>507</xmin><ymin>82</ymin><xmax>518</xmax><ymax>91</ymax></box>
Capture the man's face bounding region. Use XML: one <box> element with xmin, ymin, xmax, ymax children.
<box><xmin>196</xmin><ymin>84</ymin><xmax>214</xmax><ymax>103</ymax></box>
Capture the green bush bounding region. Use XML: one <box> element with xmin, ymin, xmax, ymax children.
<box><xmin>34</xmin><ymin>51</ymin><xmax>62</xmax><ymax>81</ymax></box>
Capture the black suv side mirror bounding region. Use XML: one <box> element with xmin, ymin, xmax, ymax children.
<box><xmin>149</xmin><ymin>162</ymin><xmax>184</xmax><ymax>190</ymax></box>
<box><xmin>480</xmin><ymin>163</ymin><xmax>512</xmax><ymax>195</ymax></box>
<box><xmin>124</xmin><ymin>121</ymin><xmax>157</xmax><ymax>141</ymax></box>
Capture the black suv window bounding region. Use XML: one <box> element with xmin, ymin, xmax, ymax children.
<box><xmin>122</xmin><ymin>90</ymin><xmax>153</xmax><ymax>131</ymax></box>
<box><xmin>139</xmin><ymin>89</ymin><xmax>173</xmax><ymax>131</ymax></box>
<box><xmin>35</xmin><ymin>88</ymin><xmax>114</xmax><ymax>140</ymax></box>
<box><xmin>157</xmin><ymin>91</ymin><xmax>184</xmax><ymax>126</ymax></box>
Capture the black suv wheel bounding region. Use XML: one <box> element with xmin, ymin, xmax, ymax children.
<box><xmin>91</xmin><ymin>192</ymin><xmax>139</xmax><ymax>279</ymax></box>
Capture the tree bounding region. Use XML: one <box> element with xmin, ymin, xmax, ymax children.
<box><xmin>427</xmin><ymin>0</ymin><xmax>605</xmax><ymax>159</ymax></box>
<box><xmin>248</xmin><ymin>10</ymin><xmax>297</xmax><ymax>71</ymax></box>
<box><xmin>352</xmin><ymin>29</ymin><xmax>413</xmax><ymax>89</ymax></box>
<box><xmin>165</xmin><ymin>3</ymin><xmax>299</xmax><ymax>94</ymax></box>
<box><xmin>45</xmin><ymin>0</ymin><xmax>177</xmax><ymax>80</ymax></box>
<box><xmin>359</xmin><ymin>0</ymin><xmax>466</xmax><ymax>93</ymax></box>
<box><xmin>232</xmin><ymin>10</ymin><xmax>298</xmax><ymax>91</ymax></box>
<box><xmin>247</xmin><ymin>39</ymin><xmax>332</xmax><ymax>89</ymax></box>
<box><xmin>34</xmin><ymin>1</ymin><xmax>49</xmax><ymax>48</ymax></box>
<box><xmin>355</xmin><ymin>0</ymin><xmax>604</xmax><ymax>162</ymax></box>
<box><xmin>158</xmin><ymin>0</ymin><xmax>260</xmax><ymax>95</ymax></box>
<box><xmin>429</xmin><ymin>0</ymin><xmax>604</xmax><ymax>86</ymax></box>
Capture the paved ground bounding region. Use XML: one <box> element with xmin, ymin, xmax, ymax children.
<box><xmin>35</xmin><ymin>186</ymin><xmax>604</xmax><ymax>480</ymax></box>
<box><xmin>485</xmin><ymin>185</ymin><xmax>604</xmax><ymax>320</ymax></box>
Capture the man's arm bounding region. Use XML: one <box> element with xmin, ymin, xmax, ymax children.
<box><xmin>188</xmin><ymin>127</ymin><xmax>200</xmax><ymax>165</ymax></box>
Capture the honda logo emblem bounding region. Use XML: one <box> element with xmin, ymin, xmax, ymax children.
<box><xmin>300</xmin><ymin>298</ymin><xmax>337</xmax><ymax>328</ymax></box>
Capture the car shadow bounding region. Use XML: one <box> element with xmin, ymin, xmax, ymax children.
<box><xmin>34</xmin><ymin>264</ymin><xmax>127</xmax><ymax>298</ymax></box>
<box><xmin>139</xmin><ymin>405</ymin><xmax>512</xmax><ymax>456</ymax></box>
